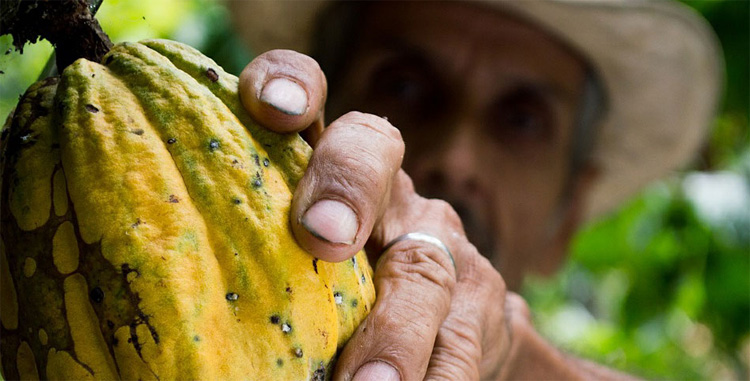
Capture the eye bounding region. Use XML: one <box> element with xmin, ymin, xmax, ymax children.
<box><xmin>363</xmin><ymin>56</ymin><xmax>445</xmax><ymax>120</ymax></box>
<box><xmin>377</xmin><ymin>67</ymin><xmax>423</xmax><ymax>102</ymax></box>
<box><xmin>488</xmin><ymin>87</ymin><xmax>554</xmax><ymax>146</ymax></box>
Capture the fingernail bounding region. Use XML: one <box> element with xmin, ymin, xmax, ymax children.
<box><xmin>301</xmin><ymin>199</ymin><xmax>358</xmax><ymax>245</ymax></box>
<box><xmin>260</xmin><ymin>77</ymin><xmax>308</xmax><ymax>116</ymax></box>
<box><xmin>353</xmin><ymin>362</ymin><xmax>400</xmax><ymax>381</ymax></box>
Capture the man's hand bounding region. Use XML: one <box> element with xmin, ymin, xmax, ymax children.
<box><xmin>239</xmin><ymin>50</ymin><xmax>528</xmax><ymax>380</ymax></box>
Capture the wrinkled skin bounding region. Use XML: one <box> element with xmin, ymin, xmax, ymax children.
<box><xmin>238</xmin><ymin>2</ymin><xmax>633</xmax><ymax>380</ymax></box>
<box><xmin>325</xmin><ymin>2</ymin><xmax>597</xmax><ymax>290</ymax></box>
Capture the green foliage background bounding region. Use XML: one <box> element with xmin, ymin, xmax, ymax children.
<box><xmin>523</xmin><ymin>1</ymin><xmax>749</xmax><ymax>378</ymax></box>
<box><xmin>1</xmin><ymin>0</ymin><xmax>747</xmax><ymax>379</ymax></box>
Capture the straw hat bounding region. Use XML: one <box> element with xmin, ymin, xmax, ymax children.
<box><xmin>229</xmin><ymin>0</ymin><xmax>723</xmax><ymax>220</ymax></box>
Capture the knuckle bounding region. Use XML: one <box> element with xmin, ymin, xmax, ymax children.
<box><xmin>429</xmin><ymin>324</ymin><xmax>482</xmax><ymax>380</ymax></box>
<box><xmin>369</xmin><ymin>304</ymin><xmax>434</xmax><ymax>344</ymax></box>
<box><xmin>339</xmin><ymin>111</ymin><xmax>405</xmax><ymax>149</ymax></box>
<box><xmin>330</xmin><ymin>147</ymin><xmax>387</xmax><ymax>186</ymax></box>
<box><xmin>425</xmin><ymin>199</ymin><xmax>463</xmax><ymax>229</ymax></box>
<box><xmin>311</xmin><ymin>135</ymin><xmax>385</xmax><ymax>185</ymax></box>
<box><xmin>427</xmin><ymin>354</ymin><xmax>477</xmax><ymax>381</ymax></box>
<box><xmin>395</xmin><ymin>170</ymin><xmax>416</xmax><ymax>193</ymax></box>
<box><xmin>461</xmin><ymin>250</ymin><xmax>506</xmax><ymax>295</ymax></box>
<box><xmin>379</xmin><ymin>245</ymin><xmax>456</xmax><ymax>294</ymax></box>
<box><xmin>507</xmin><ymin>292</ymin><xmax>531</xmax><ymax>321</ymax></box>
<box><xmin>479</xmin><ymin>260</ymin><xmax>506</xmax><ymax>295</ymax></box>
<box><xmin>327</xmin><ymin>158</ymin><xmax>385</xmax><ymax>201</ymax></box>
<box><xmin>442</xmin><ymin>318</ymin><xmax>483</xmax><ymax>354</ymax></box>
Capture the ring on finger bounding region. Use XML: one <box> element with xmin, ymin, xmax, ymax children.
<box><xmin>381</xmin><ymin>232</ymin><xmax>456</xmax><ymax>270</ymax></box>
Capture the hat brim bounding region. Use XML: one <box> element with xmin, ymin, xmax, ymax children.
<box><xmin>229</xmin><ymin>0</ymin><xmax>723</xmax><ymax>220</ymax></box>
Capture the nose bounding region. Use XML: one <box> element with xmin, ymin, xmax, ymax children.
<box><xmin>412</xmin><ymin>128</ymin><xmax>482</xmax><ymax>199</ymax></box>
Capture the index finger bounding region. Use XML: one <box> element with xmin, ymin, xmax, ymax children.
<box><xmin>238</xmin><ymin>49</ymin><xmax>327</xmax><ymax>137</ymax></box>
<box><xmin>291</xmin><ymin>112</ymin><xmax>405</xmax><ymax>262</ymax></box>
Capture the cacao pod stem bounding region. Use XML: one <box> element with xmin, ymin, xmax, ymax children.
<box><xmin>0</xmin><ymin>0</ymin><xmax>112</xmax><ymax>71</ymax></box>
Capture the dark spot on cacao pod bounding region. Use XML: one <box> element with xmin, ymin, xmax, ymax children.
<box><xmin>281</xmin><ymin>323</ymin><xmax>292</xmax><ymax>333</ymax></box>
<box><xmin>251</xmin><ymin>172</ymin><xmax>263</xmax><ymax>188</ymax></box>
<box><xmin>85</xmin><ymin>104</ymin><xmax>99</xmax><ymax>113</ymax></box>
<box><xmin>361</xmin><ymin>274</ymin><xmax>366</xmax><ymax>284</ymax></box>
<box><xmin>89</xmin><ymin>287</ymin><xmax>104</xmax><ymax>303</ymax></box>
<box><xmin>351</xmin><ymin>299</ymin><xmax>358</xmax><ymax>308</ymax></box>
<box><xmin>206</xmin><ymin>68</ymin><xmax>219</xmax><ymax>82</ymax></box>
<box><xmin>209</xmin><ymin>139</ymin><xmax>220</xmax><ymax>151</ymax></box>
<box><xmin>270</xmin><ymin>315</ymin><xmax>280</xmax><ymax>324</ymax></box>
<box><xmin>263</xmin><ymin>158</ymin><xmax>270</xmax><ymax>167</ymax></box>
<box><xmin>312</xmin><ymin>363</ymin><xmax>326</xmax><ymax>381</ymax></box>
<box><xmin>253</xmin><ymin>154</ymin><xmax>260</xmax><ymax>167</ymax></box>
<box><xmin>105</xmin><ymin>55</ymin><xmax>114</xmax><ymax>65</ymax></box>
<box><xmin>107</xmin><ymin>320</ymin><xmax>115</xmax><ymax>329</ymax></box>
<box><xmin>168</xmin><ymin>194</ymin><xmax>179</xmax><ymax>203</ymax></box>
<box><xmin>285</xmin><ymin>287</ymin><xmax>292</xmax><ymax>294</ymax></box>
<box><xmin>351</xmin><ymin>256</ymin><xmax>357</xmax><ymax>265</ymax></box>
<box><xmin>232</xmin><ymin>198</ymin><xmax>242</xmax><ymax>205</ymax></box>
<box><xmin>167</xmin><ymin>138</ymin><xmax>177</xmax><ymax>144</ymax></box>
<box><xmin>131</xmin><ymin>129</ymin><xmax>145</xmax><ymax>135</ymax></box>
<box><xmin>193</xmin><ymin>335</ymin><xmax>200</xmax><ymax>342</ymax></box>
<box><xmin>91</xmin><ymin>73</ymin><xmax>95</xmax><ymax>78</ymax></box>
<box><xmin>226</xmin><ymin>292</ymin><xmax>239</xmax><ymax>301</ymax></box>
<box><xmin>234</xmin><ymin>252</ymin><xmax>239</xmax><ymax>257</ymax></box>
<box><xmin>276</xmin><ymin>358</ymin><xmax>284</xmax><ymax>367</ymax></box>
<box><xmin>131</xmin><ymin>218</ymin><xmax>142</xmax><ymax>228</ymax></box>
<box><xmin>294</xmin><ymin>347</ymin><xmax>303</xmax><ymax>358</ymax></box>
<box><xmin>312</xmin><ymin>258</ymin><xmax>319</xmax><ymax>274</ymax></box>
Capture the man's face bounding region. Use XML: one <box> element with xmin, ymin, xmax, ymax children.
<box><xmin>326</xmin><ymin>1</ymin><xmax>590</xmax><ymax>290</ymax></box>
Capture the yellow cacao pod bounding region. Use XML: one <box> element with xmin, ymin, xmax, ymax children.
<box><xmin>0</xmin><ymin>39</ymin><xmax>375</xmax><ymax>380</ymax></box>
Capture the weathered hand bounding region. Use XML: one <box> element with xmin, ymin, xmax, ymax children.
<box><xmin>239</xmin><ymin>50</ymin><xmax>531</xmax><ymax>380</ymax></box>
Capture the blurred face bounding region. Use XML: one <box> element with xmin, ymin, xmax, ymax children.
<box><xmin>326</xmin><ymin>1</ymin><xmax>592</xmax><ymax>290</ymax></box>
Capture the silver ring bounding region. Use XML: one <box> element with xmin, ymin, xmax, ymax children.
<box><xmin>382</xmin><ymin>232</ymin><xmax>456</xmax><ymax>269</ymax></box>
